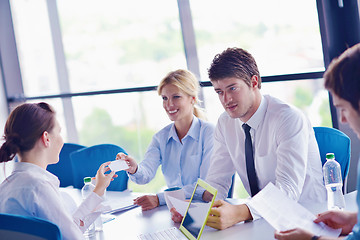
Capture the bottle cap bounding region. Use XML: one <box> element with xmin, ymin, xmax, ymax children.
<box><xmin>84</xmin><ymin>177</ymin><xmax>92</xmax><ymax>183</ymax></box>
<box><xmin>326</xmin><ymin>153</ymin><xmax>335</xmax><ymax>160</ymax></box>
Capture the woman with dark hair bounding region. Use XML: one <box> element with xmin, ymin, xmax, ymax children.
<box><xmin>0</xmin><ymin>102</ymin><xmax>116</xmax><ymax>240</ymax></box>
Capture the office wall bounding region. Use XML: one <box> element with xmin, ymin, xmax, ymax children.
<box><xmin>0</xmin><ymin>74</ymin><xmax>12</xmax><ymax>184</ymax></box>
<box><xmin>0</xmin><ymin>69</ymin><xmax>8</xmax><ymax>142</ymax></box>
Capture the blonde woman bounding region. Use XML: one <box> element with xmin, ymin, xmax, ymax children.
<box><xmin>117</xmin><ymin>69</ymin><xmax>214</xmax><ymax>211</ymax></box>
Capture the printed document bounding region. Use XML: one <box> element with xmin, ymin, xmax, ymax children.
<box><xmin>248</xmin><ymin>183</ymin><xmax>341</xmax><ymax>237</ymax></box>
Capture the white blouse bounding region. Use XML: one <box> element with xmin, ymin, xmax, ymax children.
<box><xmin>0</xmin><ymin>162</ymin><xmax>103</xmax><ymax>240</ymax></box>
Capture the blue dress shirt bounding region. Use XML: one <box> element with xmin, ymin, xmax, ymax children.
<box><xmin>129</xmin><ymin>116</ymin><xmax>214</xmax><ymax>205</ymax></box>
<box><xmin>346</xmin><ymin>159</ymin><xmax>360</xmax><ymax>240</ymax></box>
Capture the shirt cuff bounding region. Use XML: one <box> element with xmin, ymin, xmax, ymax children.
<box><xmin>245</xmin><ymin>198</ymin><xmax>261</xmax><ymax>221</ymax></box>
<box><xmin>73</xmin><ymin>192</ymin><xmax>104</xmax><ymax>232</ymax></box>
<box><xmin>197</xmin><ymin>188</ymin><xmax>206</xmax><ymax>201</ymax></box>
<box><xmin>128</xmin><ymin>166</ymin><xmax>143</xmax><ymax>182</ymax></box>
<box><xmin>157</xmin><ymin>192</ymin><xmax>166</xmax><ymax>206</ymax></box>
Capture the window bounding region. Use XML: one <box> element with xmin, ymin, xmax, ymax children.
<box><xmin>10</xmin><ymin>0</ymin><xmax>59</xmax><ymax>96</ymax></box>
<box><xmin>7</xmin><ymin>0</ymin><xmax>330</xmax><ymax>195</ymax></box>
<box><xmin>57</xmin><ymin>0</ymin><xmax>186</xmax><ymax>92</ymax></box>
<box><xmin>72</xmin><ymin>92</ymin><xmax>169</xmax><ymax>193</ymax></box>
<box><xmin>190</xmin><ymin>0</ymin><xmax>324</xmax><ymax>81</ymax></box>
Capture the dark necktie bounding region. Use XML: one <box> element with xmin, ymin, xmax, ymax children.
<box><xmin>242</xmin><ymin>123</ymin><xmax>260</xmax><ymax>196</ymax></box>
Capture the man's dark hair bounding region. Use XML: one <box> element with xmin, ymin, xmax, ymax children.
<box><xmin>208</xmin><ymin>47</ymin><xmax>261</xmax><ymax>89</ymax></box>
<box><xmin>324</xmin><ymin>43</ymin><xmax>360</xmax><ymax>111</ymax></box>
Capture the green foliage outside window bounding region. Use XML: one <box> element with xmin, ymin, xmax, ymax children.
<box><xmin>79</xmin><ymin>107</ymin><xmax>166</xmax><ymax>193</ymax></box>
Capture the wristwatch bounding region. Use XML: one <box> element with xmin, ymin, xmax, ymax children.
<box><xmin>311</xmin><ymin>236</ymin><xmax>320</xmax><ymax>240</ymax></box>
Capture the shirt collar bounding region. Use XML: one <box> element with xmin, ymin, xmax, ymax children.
<box><xmin>167</xmin><ymin>115</ymin><xmax>200</xmax><ymax>143</ymax></box>
<box><xmin>13</xmin><ymin>162</ymin><xmax>60</xmax><ymax>187</ymax></box>
<box><xmin>243</xmin><ymin>95</ymin><xmax>267</xmax><ymax>130</ymax></box>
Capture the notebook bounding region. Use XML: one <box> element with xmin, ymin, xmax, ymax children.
<box><xmin>137</xmin><ymin>178</ymin><xmax>217</xmax><ymax>240</ymax></box>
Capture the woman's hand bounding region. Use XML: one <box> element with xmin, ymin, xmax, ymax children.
<box><xmin>93</xmin><ymin>161</ymin><xmax>117</xmax><ymax>197</ymax></box>
<box><xmin>116</xmin><ymin>152</ymin><xmax>138</xmax><ymax>174</ymax></box>
<box><xmin>133</xmin><ymin>195</ymin><xmax>159</xmax><ymax>211</ymax></box>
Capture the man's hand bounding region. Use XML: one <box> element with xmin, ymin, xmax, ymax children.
<box><xmin>314</xmin><ymin>210</ymin><xmax>357</xmax><ymax>235</ymax></box>
<box><xmin>202</xmin><ymin>190</ymin><xmax>213</xmax><ymax>202</ymax></box>
<box><xmin>206</xmin><ymin>200</ymin><xmax>252</xmax><ymax>230</ymax></box>
<box><xmin>133</xmin><ymin>195</ymin><xmax>159</xmax><ymax>211</ymax></box>
<box><xmin>274</xmin><ymin>228</ymin><xmax>314</xmax><ymax>240</ymax></box>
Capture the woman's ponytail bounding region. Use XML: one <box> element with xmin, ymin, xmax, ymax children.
<box><xmin>0</xmin><ymin>135</ymin><xmax>20</xmax><ymax>163</ymax></box>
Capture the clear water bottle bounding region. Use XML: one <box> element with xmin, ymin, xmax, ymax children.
<box><xmin>81</xmin><ymin>177</ymin><xmax>96</xmax><ymax>237</ymax></box>
<box><xmin>323</xmin><ymin>153</ymin><xmax>345</xmax><ymax>210</ymax></box>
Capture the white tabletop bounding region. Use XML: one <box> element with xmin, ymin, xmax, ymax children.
<box><xmin>61</xmin><ymin>188</ymin><xmax>358</xmax><ymax>240</ymax></box>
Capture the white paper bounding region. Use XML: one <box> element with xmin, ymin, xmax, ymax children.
<box><xmin>248</xmin><ymin>183</ymin><xmax>341</xmax><ymax>237</ymax></box>
<box><xmin>164</xmin><ymin>188</ymin><xmax>185</xmax><ymax>210</ymax></box>
<box><xmin>103</xmin><ymin>196</ymin><xmax>138</xmax><ymax>214</ymax></box>
<box><xmin>108</xmin><ymin>160</ymin><xmax>129</xmax><ymax>172</ymax></box>
<box><xmin>167</xmin><ymin>195</ymin><xmax>190</xmax><ymax>216</ymax></box>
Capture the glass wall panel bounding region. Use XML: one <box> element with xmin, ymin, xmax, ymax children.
<box><xmin>72</xmin><ymin>91</ymin><xmax>170</xmax><ymax>192</ymax></box>
<box><xmin>10</xmin><ymin>0</ymin><xmax>59</xmax><ymax>96</ymax></box>
<box><xmin>203</xmin><ymin>78</ymin><xmax>331</xmax><ymax>128</ymax></box>
<box><xmin>190</xmin><ymin>0</ymin><xmax>324</xmax><ymax>81</ymax></box>
<box><xmin>57</xmin><ymin>0</ymin><xmax>187</xmax><ymax>92</ymax></box>
<box><xmin>7</xmin><ymin>0</ymin><xmax>331</xmax><ymax>194</ymax></box>
<box><xmin>261</xmin><ymin>79</ymin><xmax>331</xmax><ymax>127</ymax></box>
<box><xmin>27</xmin><ymin>98</ymin><xmax>69</xmax><ymax>141</ymax></box>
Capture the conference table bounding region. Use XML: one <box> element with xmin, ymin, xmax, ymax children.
<box><xmin>61</xmin><ymin>188</ymin><xmax>358</xmax><ymax>240</ymax></box>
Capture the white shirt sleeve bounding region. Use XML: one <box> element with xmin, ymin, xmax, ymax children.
<box><xmin>272</xmin><ymin>111</ymin><xmax>309</xmax><ymax>201</ymax></box>
<box><xmin>205</xmin><ymin>120</ymin><xmax>236</xmax><ymax>200</ymax></box>
<box><xmin>33</xmin><ymin>182</ymin><xmax>104</xmax><ymax>240</ymax></box>
<box><xmin>32</xmin><ymin>182</ymin><xmax>85</xmax><ymax>240</ymax></box>
<box><xmin>72</xmin><ymin>192</ymin><xmax>103</xmax><ymax>232</ymax></box>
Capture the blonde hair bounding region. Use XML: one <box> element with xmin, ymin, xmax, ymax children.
<box><xmin>157</xmin><ymin>69</ymin><xmax>206</xmax><ymax>120</ymax></box>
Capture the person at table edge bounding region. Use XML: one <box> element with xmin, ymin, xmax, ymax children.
<box><xmin>275</xmin><ymin>42</ymin><xmax>360</xmax><ymax>240</ymax></box>
<box><xmin>200</xmin><ymin>47</ymin><xmax>326</xmax><ymax>230</ymax></box>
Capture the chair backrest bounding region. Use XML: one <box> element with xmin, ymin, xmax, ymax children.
<box><xmin>227</xmin><ymin>174</ymin><xmax>235</xmax><ymax>198</ymax></box>
<box><xmin>0</xmin><ymin>213</ymin><xmax>62</xmax><ymax>240</ymax></box>
<box><xmin>47</xmin><ymin>143</ymin><xmax>86</xmax><ymax>187</ymax></box>
<box><xmin>313</xmin><ymin>127</ymin><xmax>351</xmax><ymax>183</ymax></box>
<box><xmin>70</xmin><ymin>143</ymin><xmax>129</xmax><ymax>191</ymax></box>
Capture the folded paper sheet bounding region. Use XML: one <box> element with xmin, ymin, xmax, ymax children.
<box><xmin>248</xmin><ymin>183</ymin><xmax>341</xmax><ymax>237</ymax></box>
<box><xmin>167</xmin><ymin>195</ymin><xmax>190</xmax><ymax>216</ymax></box>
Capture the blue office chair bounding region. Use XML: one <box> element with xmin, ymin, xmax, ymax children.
<box><xmin>313</xmin><ymin>127</ymin><xmax>351</xmax><ymax>189</ymax></box>
<box><xmin>70</xmin><ymin>143</ymin><xmax>129</xmax><ymax>191</ymax></box>
<box><xmin>0</xmin><ymin>213</ymin><xmax>62</xmax><ymax>240</ymax></box>
<box><xmin>227</xmin><ymin>174</ymin><xmax>235</xmax><ymax>198</ymax></box>
<box><xmin>47</xmin><ymin>143</ymin><xmax>86</xmax><ymax>187</ymax></box>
